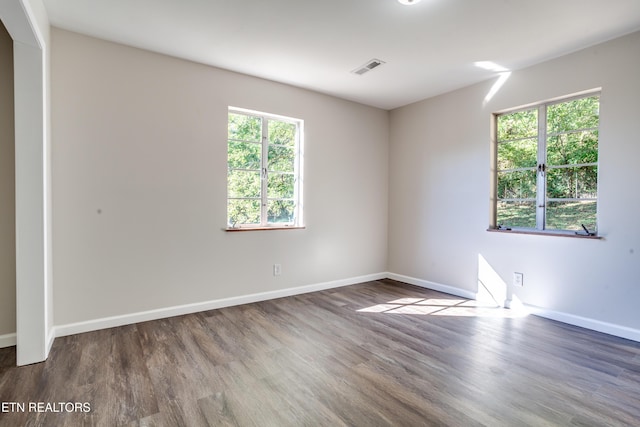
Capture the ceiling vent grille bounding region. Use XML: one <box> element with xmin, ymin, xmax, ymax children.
<box><xmin>352</xmin><ymin>59</ymin><xmax>386</xmax><ymax>75</ymax></box>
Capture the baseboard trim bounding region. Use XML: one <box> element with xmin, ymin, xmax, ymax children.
<box><xmin>54</xmin><ymin>272</ymin><xmax>387</xmax><ymax>338</ymax></box>
<box><xmin>46</xmin><ymin>328</ymin><xmax>56</xmax><ymax>353</ymax></box>
<box><xmin>387</xmin><ymin>272</ymin><xmax>640</xmax><ymax>343</ymax></box>
<box><xmin>524</xmin><ymin>304</ymin><xmax>640</xmax><ymax>343</ymax></box>
<box><xmin>52</xmin><ymin>271</ymin><xmax>640</xmax><ymax>344</ymax></box>
<box><xmin>0</xmin><ymin>332</ymin><xmax>16</xmax><ymax>348</ymax></box>
<box><xmin>386</xmin><ymin>273</ymin><xmax>477</xmax><ymax>300</ymax></box>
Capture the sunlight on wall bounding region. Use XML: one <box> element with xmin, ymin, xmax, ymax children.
<box><xmin>474</xmin><ymin>61</ymin><xmax>509</xmax><ymax>73</ymax></box>
<box><xmin>483</xmin><ymin>72</ymin><xmax>511</xmax><ymax>106</ymax></box>
<box><xmin>477</xmin><ymin>254</ymin><xmax>507</xmax><ymax>307</ymax></box>
<box><xmin>474</xmin><ymin>61</ymin><xmax>511</xmax><ymax>106</ymax></box>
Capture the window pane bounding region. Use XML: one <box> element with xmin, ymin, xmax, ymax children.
<box><xmin>497</xmin><ymin>109</ymin><xmax>537</xmax><ymax>141</ymax></box>
<box><xmin>228</xmin><ymin>113</ymin><xmax>262</xmax><ymax>142</ymax></box>
<box><xmin>268</xmin><ymin>173</ymin><xmax>295</xmax><ymax>199</ymax></box>
<box><xmin>228</xmin><ymin>141</ymin><xmax>261</xmax><ymax>169</ymax></box>
<box><xmin>497</xmin><ymin>201</ymin><xmax>536</xmax><ymax>228</ymax></box>
<box><xmin>546</xmin><ymin>166</ymin><xmax>598</xmax><ymax>199</ymax></box>
<box><xmin>547</xmin><ymin>96</ymin><xmax>599</xmax><ymax>134</ymax></box>
<box><xmin>228</xmin><ymin>199</ymin><xmax>261</xmax><ymax>226</ymax></box>
<box><xmin>267</xmin><ymin>200</ymin><xmax>295</xmax><ymax>223</ymax></box>
<box><xmin>546</xmin><ymin>130</ymin><xmax>598</xmax><ymax>167</ymax></box>
<box><xmin>546</xmin><ymin>200</ymin><xmax>597</xmax><ymax>232</ymax></box>
<box><xmin>268</xmin><ymin>120</ymin><xmax>296</xmax><ymax>146</ymax></box>
<box><xmin>497</xmin><ymin>170</ymin><xmax>537</xmax><ymax>199</ymax></box>
<box><xmin>228</xmin><ymin>170</ymin><xmax>261</xmax><ymax>198</ymax></box>
<box><xmin>268</xmin><ymin>145</ymin><xmax>295</xmax><ymax>172</ymax></box>
<box><xmin>497</xmin><ymin>137</ymin><xmax>538</xmax><ymax>170</ymax></box>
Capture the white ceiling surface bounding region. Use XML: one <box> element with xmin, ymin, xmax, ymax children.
<box><xmin>43</xmin><ymin>0</ymin><xmax>640</xmax><ymax>110</ymax></box>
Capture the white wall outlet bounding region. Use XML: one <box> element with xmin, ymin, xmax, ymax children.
<box><xmin>513</xmin><ymin>272</ymin><xmax>524</xmax><ymax>287</ymax></box>
<box><xmin>273</xmin><ymin>264</ymin><xmax>281</xmax><ymax>276</ymax></box>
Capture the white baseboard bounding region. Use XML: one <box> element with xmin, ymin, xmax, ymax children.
<box><xmin>524</xmin><ymin>304</ymin><xmax>640</xmax><ymax>343</ymax></box>
<box><xmin>54</xmin><ymin>272</ymin><xmax>387</xmax><ymax>338</ymax></box>
<box><xmin>52</xmin><ymin>271</ymin><xmax>640</xmax><ymax>345</ymax></box>
<box><xmin>0</xmin><ymin>331</ymin><xmax>55</xmax><ymax>351</ymax></box>
<box><xmin>47</xmin><ymin>328</ymin><xmax>56</xmax><ymax>353</ymax></box>
<box><xmin>386</xmin><ymin>272</ymin><xmax>477</xmax><ymax>300</ymax></box>
<box><xmin>387</xmin><ymin>272</ymin><xmax>640</xmax><ymax>343</ymax></box>
<box><xmin>0</xmin><ymin>332</ymin><xmax>16</xmax><ymax>348</ymax></box>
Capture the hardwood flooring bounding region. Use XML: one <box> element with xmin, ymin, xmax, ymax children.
<box><xmin>1</xmin><ymin>279</ymin><xmax>640</xmax><ymax>426</ymax></box>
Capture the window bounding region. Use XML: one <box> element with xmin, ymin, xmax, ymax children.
<box><xmin>493</xmin><ymin>92</ymin><xmax>600</xmax><ymax>234</ymax></box>
<box><xmin>227</xmin><ymin>107</ymin><xmax>303</xmax><ymax>229</ymax></box>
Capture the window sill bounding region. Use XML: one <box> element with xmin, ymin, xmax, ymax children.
<box><xmin>225</xmin><ymin>226</ymin><xmax>306</xmax><ymax>232</ymax></box>
<box><xmin>486</xmin><ymin>228</ymin><xmax>602</xmax><ymax>239</ymax></box>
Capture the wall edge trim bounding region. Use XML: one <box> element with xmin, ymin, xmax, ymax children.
<box><xmin>46</xmin><ymin>328</ymin><xmax>55</xmax><ymax>353</ymax></box>
<box><xmin>0</xmin><ymin>332</ymin><xmax>16</xmax><ymax>348</ymax></box>
<box><xmin>54</xmin><ymin>272</ymin><xmax>387</xmax><ymax>338</ymax></box>
<box><xmin>54</xmin><ymin>272</ymin><xmax>640</xmax><ymax>344</ymax></box>
<box><xmin>387</xmin><ymin>272</ymin><xmax>640</xmax><ymax>343</ymax></box>
<box><xmin>524</xmin><ymin>304</ymin><xmax>640</xmax><ymax>343</ymax></box>
<box><xmin>386</xmin><ymin>272</ymin><xmax>477</xmax><ymax>300</ymax></box>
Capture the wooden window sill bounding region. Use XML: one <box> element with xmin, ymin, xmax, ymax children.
<box><xmin>225</xmin><ymin>226</ymin><xmax>306</xmax><ymax>232</ymax></box>
<box><xmin>487</xmin><ymin>228</ymin><xmax>602</xmax><ymax>239</ymax></box>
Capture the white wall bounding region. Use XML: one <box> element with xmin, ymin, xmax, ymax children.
<box><xmin>0</xmin><ymin>20</ymin><xmax>15</xmax><ymax>340</ymax></box>
<box><xmin>51</xmin><ymin>29</ymin><xmax>389</xmax><ymax>326</ymax></box>
<box><xmin>389</xmin><ymin>31</ymin><xmax>640</xmax><ymax>335</ymax></box>
<box><xmin>50</xmin><ymin>26</ymin><xmax>640</xmax><ymax>340</ymax></box>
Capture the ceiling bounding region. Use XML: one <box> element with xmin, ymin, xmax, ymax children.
<box><xmin>43</xmin><ymin>0</ymin><xmax>640</xmax><ymax>110</ymax></box>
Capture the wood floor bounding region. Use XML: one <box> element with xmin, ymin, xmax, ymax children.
<box><xmin>1</xmin><ymin>279</ymin><xmax>640</xmax><ymax>426</ymax></box>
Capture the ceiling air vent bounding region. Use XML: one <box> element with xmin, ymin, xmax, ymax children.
<box><xmin>352</xmin><ymin>59</ymin><xmax>386</xmax><ymax>75</ymax></box>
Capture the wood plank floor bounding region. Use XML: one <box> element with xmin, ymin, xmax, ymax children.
<box><xmin>1</xmin><ymin>279</ymin><xmax>640</xmax><ymax>426</ymax></box>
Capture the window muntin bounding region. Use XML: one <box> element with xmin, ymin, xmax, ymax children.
<box><xmin>494</xmin><ymin>93</ymin><xmax>599</xmax><ymax>233</ymax></box>
<box><xmin>227</xmin><ymin>108</ymin><xmax>302</xmax><ymax>228</ymax></box>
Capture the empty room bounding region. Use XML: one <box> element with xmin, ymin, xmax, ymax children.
<box><xmin>1</xmin><ymin>0</ymin><xmax>640</xmax><ymax>425</ymax></box>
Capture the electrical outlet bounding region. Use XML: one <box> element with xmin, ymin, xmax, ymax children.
<box><xmin>513</xmin><ymin>272</ymin><xmax>524</xmax><ymax>287</ymax></box>
<box><xmin>273</xmin><ymin>264</ymin><xmax>281</xmax><ymax>276</ymax></box>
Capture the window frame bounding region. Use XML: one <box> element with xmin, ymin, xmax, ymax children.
<box><xmin>491</xmin><ymin>91</ymin><xmax>601</xmax><ymax>237</ymax></box>
<box><xmin>226</xmin><ymin>107</ymin><xmax>304</xmax><ymax>230</ymax></box>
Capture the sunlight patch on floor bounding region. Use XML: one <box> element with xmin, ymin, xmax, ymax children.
<box><xmin>357</xmin><ymin>296</ymin><xmax>528</xmax><ymax>318</ymax></box>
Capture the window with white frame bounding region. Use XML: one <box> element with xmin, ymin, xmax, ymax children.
<box><xmin>493</xmin><ymin>92</ymin><xmax>600</xmax><ymax>234</ymax></box>
<box><xmin>227</xmin><ymin>107</ymin><xmax>303</xmax><ymax>228</ymax></box>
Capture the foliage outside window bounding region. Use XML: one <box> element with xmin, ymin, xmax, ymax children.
<box><xmin>227</xmin><ymin>108</ymin><xmax>303</xmax><ymax>228</ymax></box>
<box><xmin>494</xmin><ymin>93</ymin><xmax>599</xmax><ymax>234</ymax></box>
